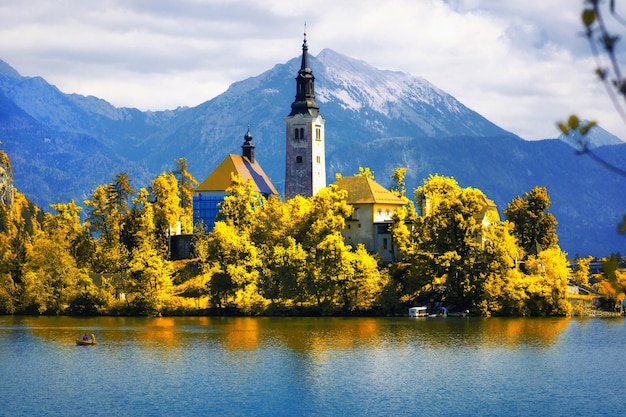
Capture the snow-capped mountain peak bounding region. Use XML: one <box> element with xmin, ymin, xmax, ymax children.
<box><xmin>312</xmin><ymin>49</ymin><xmax>511</xmax><ymax>138</ymax></box>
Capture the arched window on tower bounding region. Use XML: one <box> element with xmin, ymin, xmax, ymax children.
<box><xmin>295</xmin><ymin>128</ymin><xmax>299</xmax><ymax>140</ymax></box>
<box><xmin>296</xmin><ymin>156</ymin><xmax>303</xmax><ymax>163</ymax></box>
<box><xmin>300</xmin><ymin>128</ymin><xmax>304</xmax><ymax>139</ymax></box>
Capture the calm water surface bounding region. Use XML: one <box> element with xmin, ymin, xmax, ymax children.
<box><xmin>0</xmin><ymin>316</ymin><xmax>624</xmax><ymax>416</ymax></box>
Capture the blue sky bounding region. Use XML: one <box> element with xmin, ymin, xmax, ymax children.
<box><xmin>0</xmin><ymin>0</ymin><xmax>623</xmax><ymax>140</ymax></box>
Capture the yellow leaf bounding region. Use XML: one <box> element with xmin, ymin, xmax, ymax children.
<box><xmin>567</xmin><ymin>114</ymin><xmax>580</xmax><ymax>130</ymax></box>
<box><xmin>581</xmin><ymin>9</ymin><xmax>596</xmax><ymax>27</ymax></box>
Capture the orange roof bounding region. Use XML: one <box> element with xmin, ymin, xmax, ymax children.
<box><xmin>334</xmin><ymin>176</ymin><xmax>405</xmax><ymax>205</ymax></box>
<box><xmin>196</xmin><ymin>154</ymin><xmax>278</xmax><ymax>196</ymax></box>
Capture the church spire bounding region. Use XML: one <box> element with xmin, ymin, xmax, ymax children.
<box><xmin>300</xmin><ymin>28</ymin><xmax>311</xmax><ymax>74</ymax></box>
<box><xmin>289</xmin><ymin>30</ymin><xmax>320</xmax><ymax>116</ymax></box>
<box><xmin>241</xmin><ymin>125</ymin><xmax>255</xmax><ymax>163</ymax></box>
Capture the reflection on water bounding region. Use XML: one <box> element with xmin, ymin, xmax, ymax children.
<box><xmin>1</xmin><ymin>315</ymin><xmax>572</xmax><ymax>353</ymax></box>
<box><xmin>1</xmin><ymin>315</ymin><xmax>624</xmax><ymax>417</ymax></box>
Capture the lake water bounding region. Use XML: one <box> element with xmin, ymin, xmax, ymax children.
<box><xmin>0</xmin><ymin>315</ymin><xmax>624</xmax><ymax>417</ymax></box>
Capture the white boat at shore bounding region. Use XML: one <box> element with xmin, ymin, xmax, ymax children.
<box><xmin>408</xmin><ymin>306</ymin><xmax>428</xmax><ymax>317</ymax></box>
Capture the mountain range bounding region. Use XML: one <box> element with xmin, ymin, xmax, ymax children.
<box><xmin>0</xmin><ymin>50</ymin><xmax>625</xmax><ymax>257</ymax></box>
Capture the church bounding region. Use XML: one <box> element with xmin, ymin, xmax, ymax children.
<box><xmin>191</xmin><ymin>33</ymin><xmax>405</xmax><ymax>262</ymax></box>
<box><xmin>192</xmin><ymin>127</ymin><xmax>278</xmax><ymax>230</ymax></box>
<box><xmin>193</xmin><ymin>32</ymin><xmax>326</xmax><ymax>230</ymax></box>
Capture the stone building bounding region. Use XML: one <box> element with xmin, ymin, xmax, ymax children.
<box><xmin>284</xmin><ymin>32</ymin><xmax>326</xmax><ymax>199</ymax></box>
<box><xmin>334</xmin><ymin>175</ymin><xmax>406</xmax><ymax>262</ymax></box>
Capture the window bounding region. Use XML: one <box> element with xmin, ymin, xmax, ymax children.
<box><xmin>296</xmin><ymin>155</ymin><xmax>303</xmax><ymax>163</ymax></box>
<box><xmin>316</xmin><ymin>156</ymin><xmax>320</xmax><ymax>164</ymax></box>
<box><xmin>377</xmin><ymin>224</ymin><xmax>391</xmax><ymax>234</ymax></box>
<box><xmin>294</xmin><ymin>128</ymin><xmax>299</xmax><ymax>140</ymax></box>
<box><xmin>193</xmin><ymin>194</ymin><xmax>224</xmax><ymax>232</ymax></box>
<box><xmin>315</xmin><ymin>127</ymin><xmax>321</xmax><ymax>141</ymax></box>
<box><xmin>300</xmin><ymin>128</ymin><xmax>305</xmax><ymax>138</ymax></box>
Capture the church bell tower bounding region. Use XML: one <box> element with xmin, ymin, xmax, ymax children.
<box><xmin>284</xmin><ymin>32</ymin><xmax>326</xmax><ymax>199</ymax></box>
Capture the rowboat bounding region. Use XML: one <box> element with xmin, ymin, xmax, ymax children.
<box><xmin>76</xmin><ymin>334</ymin><xmax>97</xmax><ymax>345</ymax></box>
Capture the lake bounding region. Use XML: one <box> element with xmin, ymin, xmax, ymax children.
<box><xmin>0</xmin><ymin>315</ymin><xmax>624</xmax><ymax>416</ymax></box>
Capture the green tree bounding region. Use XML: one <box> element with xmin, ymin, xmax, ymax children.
<box><xmin>33</xmin><ymin>200</ymin><xmax>95</xmax><ymax>314</ymax></box>
<box><xmin>217</xmin><ymin>174</ymin><xmax>266</xmax><ymax>232</ymax></box>
<box><xmin>391</xmin><ymin>175</ymin><xmax>525</xmax><ymax>315</ymax></box>
<box><xmin>504</xmin><ymin>186</ymin><xmax>558</xmax><ymax>253</ymax></box>
<box><xmin>250</xmin><ymin>196</ymin><xmax>308</xmax><ymax>304</ymax></box>
<box><xmin>594</xmin><ymin>254</ymin><xmax>626</xmax><ymax>309</ymax></box>
<box><xmin>174</xmin><ymin>158</ymin><xmax>198</xmax><ymax>234</ymax></box>
<box><xmin>194</xmin><ymin>174</ymin><xmax>266</xmax><ymax>309</ymax></box>
<box><xmin>390</xmin><ymin>167</ymin><xmax>407</xmax><ymax>200</ymax></box>
<box><xmin>522</xmin><ymin>247</ymin><xmax>572</xmax><ymax>316</ymax></box>
<box><xmin>572</xmin><ymin>256</ymin><xmax>593</xmax><ymax>286</ymax></box>
<box><xmin>342</xmin><ymin>244</ymin><xmax>388</xmax><ymax>312</ymax></box>
<box><xmin>114</xmin><ymin>186</ymin><xmax>178</xmax><ymax>314</ymax></box>
<box><xmin>413</xmin><ymin>176</ymin><xmax>490</xmax><ymax>310</ymax></box>
<box><xmin>296</xmin><ymin>185</ymin><xmax>353</xmax><ymax>309</ymax></box>
<box><xmin>23</xmin><ymin>233</ymin><xmax>85</xmax><ymax>314</ymax></box>
<box><xmin>84</xmin><ymin>175</ymin><xmax>137</xmax><ymax>308</ymax></box>
<box><xmin>150</xmin><ymin>172</ymin><xmax>182</xmax><ymax>255</ymax></box>
<box><xmin>0</xmin><ymin>191</ymin><xmax>43</xmax><ymax>313</ymax></box>
<box><xmin>111</xmin><ymin>172</ymin><xmax>135</xmax><ymax>216</ymax></box>
<box><xmin>477</xmin><ymin>220</ymin><xmax>525</xmax><ymax>315</ymax></box>
<box><xmin>202</xmin><ymin>221</ymin><xmax>261</xmax><ymax>309</ymax></box>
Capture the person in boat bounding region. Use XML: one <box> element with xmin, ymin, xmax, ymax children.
<box><xmin>82</xmin><ymin>334</ymin><xmax>89</xmax><ymax>341</ymax></box>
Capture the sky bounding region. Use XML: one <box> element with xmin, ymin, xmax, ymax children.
<box><xmin>0</xmin><ymin>0</ymin><xmax>624</xmax><ymax>140</ymax></box>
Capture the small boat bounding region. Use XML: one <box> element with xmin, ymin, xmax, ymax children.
<box><xmin>408</xmin><ymin>306</ymin><xmax>428</xmax><ymax>317</ymax></box>
<box><xmin>76</xmin><ymin>334</ymin><xmax>97</xmax><ymax>345</ymax></box>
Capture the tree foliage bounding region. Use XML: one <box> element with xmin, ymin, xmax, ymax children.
<box><xmin>391</xmin><ymin>175</ymin><xmax>570</xmax><ymax>316</ymax></box>
<box><xmin>504</xmin><ymin>186</ymin><xmax>558</xmax><ymax>253</ymax></box>
<box><xmin>0</xmin><ymin>157</ymin><xmax>599</xmax><ymax>317</ymax></box>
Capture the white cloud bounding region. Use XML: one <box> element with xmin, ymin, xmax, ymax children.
<box><xmin>0</xmin><ymin>0</ymin><xmax>623</xmax><ymax>140</ymax></box>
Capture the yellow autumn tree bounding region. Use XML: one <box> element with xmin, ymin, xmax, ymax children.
<box><xmin>196</xmin><ymin>175</ymin><xmax>264</xmax><ymax>311</ymax></box>
<box><xmin>124</xmin><ymin>188</ymin><xmax>174</xmax><ymax>314</ymax></box>
<box><xmin>250</xmin><ymin>195</ymin><xmax>308</xmax><ymax>305</ymax></box>
<box><xmin>202</xmin><ymin>221</ymin><xmax>262</xmax><ymax>310</ymax></box>
<box><xmin>174</xmin><ymin>157</ymin><xmax>198</xmax><ymax>234</ymax></box>
<box><xmin>572</xmin><ymin>256</ymin><xmax>593</xmax><ymax>286</ymax></box>
<box><xmin>0</xmin><ymin>191</ymin><xmax>43</xmax><ymax>313</ymax></box>
<box><xmin>150</xmin><ymin>172</ymin><xmax>182</xmax><ymax>255</ymax></box>
<box><xmin>522</xmin><ymin>246</ymin><xmax>572</xmax><ymax>316</ymax></box>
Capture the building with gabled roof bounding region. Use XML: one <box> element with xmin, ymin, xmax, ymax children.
<box><xmin>334</xmin><ymin>175</ymin><xmax>406</xmax><ymax>262</ymax></box>
<box><xmin>472</xmin><ymin>193</ymin><xmax>500</xmax><ymax>249</ymax></box>
<box><xmin>193</xmin><ymin>127</ymin><xmax>278</xmax><ymax>231</ymax></box>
